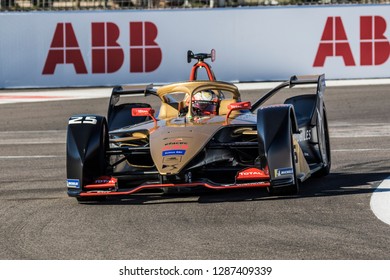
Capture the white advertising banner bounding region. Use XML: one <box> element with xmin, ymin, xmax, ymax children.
<box><xmin>0</xmin><ymin>5</ymin><xmax>389</xmax><ymax>88</ymax></box>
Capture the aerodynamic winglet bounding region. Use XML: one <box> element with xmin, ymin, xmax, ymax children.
<box><xmin>110</xmin><ymin>84</ymin><xmax>155</xmax><ymax>106</ymax></box>
<box><xmin>289</xmin><ymin>74</ymin><xmax>324</xmax><ymax>87</ymax></box>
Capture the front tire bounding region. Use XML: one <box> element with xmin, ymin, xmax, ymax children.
<box><xmin>267</xmin><ymin>127</ymin><xmax>299</xmax><ymax>196</ymax></box>
<box><xmin>66</xmin><ymin>115</ymin><xmax>109</xmax><ymax>199</ymax></box>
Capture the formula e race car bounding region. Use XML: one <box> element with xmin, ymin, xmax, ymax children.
<box><xmin>66</xmin><ymin>51</ymin><xmax>330</xmax><ymax>202</ymax></box>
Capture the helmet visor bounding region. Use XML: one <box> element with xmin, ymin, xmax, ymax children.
<box><xmin>193</xmin><ymin>100</ymin><xmax>217</xmax><ymax>114</ymax></box>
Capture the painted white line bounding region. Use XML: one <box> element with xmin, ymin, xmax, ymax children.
<box><xmin>0</xmin><ymin>130</ymin><xmax>65</xmax><ymax>134</ymax></box>
<box><xmin>329</xmin><ymin>123</ymin><xmax>390</xmax><ymax>138</ymax></box>
<box><xmin>333</xmin><ymin>148</ymin><xmax>390</xmax><ymax>152</ymax></box>
<box><xmin>370</xmin><ymin>177</ymin><xmax>390</xmax><ymax>226</ymax></box>
<box><xmin>0</xmin><ymin>155</ymin><xmax>63</xmax><ymax>159</ymax></box>
<box><xmin>0</xmin><ymin>140</ymin><xmax>65</xmax><ymax>145</ymax></box>
<box><xmin>0</xmin><ymin>88</ymin><xmax>111</xmax><ymax>104</ymax></box>
<box><xmin>0</xmin><ymin>130</ymin><xmax>66</xmax><ymax>145</ymax></box>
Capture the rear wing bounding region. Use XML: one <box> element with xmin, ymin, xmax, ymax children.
<box><xmin>251</xmin><ymin>74</ymin><xmax>325</xmax><ymax>112</ymax></box>
<box><xmin>109</xmin><ymin>84</ymin><xmax>155</xmax><ymax>106</ymax></box>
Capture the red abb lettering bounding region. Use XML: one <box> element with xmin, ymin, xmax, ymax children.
<box><xmin>92</xmin><ymin>22</ymin><xmax>124</xmax><ymax>73</ymax></box>
<box><xmin>314</xmin><ymin>16</ymin><xmax>389</xmax><ymax>67</ymax></box>
<box><xmin>130</xmin><ymin>22</ymin><xmax>162</xmax><ymax>73</ymax></box>
<box><xmin>42</xmin><ymin>23</ymin><xmax>88</xmax><ymax>74</ymax></box>
<box><xmin>360</xmin><ymin>16</ymin><xmax>390</xmax><ymax>66</ymax></box>
<box><xmin>42</xmin><ymin>21</ymin><xmax>162</xmax><ymax>75</ymax></box>
<box><xmin>313</xmin><ymin>17</ymin><xmax>356</xmax><ymax>67</ymax></box>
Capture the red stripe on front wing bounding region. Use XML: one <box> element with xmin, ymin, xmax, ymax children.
<box><xmin>80</xmin><ymin>181</ymin><xmax>270</xmax><ymax>197</ymax></box>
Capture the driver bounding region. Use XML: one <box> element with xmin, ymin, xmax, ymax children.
<box><xmin>191</xmin><ymin>90</ymin><xmax>219</xmax><ymax>116</ymax></box>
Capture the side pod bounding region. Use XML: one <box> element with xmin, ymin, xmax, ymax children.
<box><xmin>256</xmin><ymin>105</ymin><xmax>299</xmax><ymax>190</ymax></box>
<box><xmin>66</xmin><ymin>115</ymin><xmax>108</xmax><ymax>197</ymax></box>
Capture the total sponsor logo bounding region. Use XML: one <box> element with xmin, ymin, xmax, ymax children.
<box><xmin>94</xmin><ymin>177</ymin><xmax>116</xmax><ymax>185</ymax></box>
<box><xmin>314</xmin><ymin>16</ymin><xmax>390</xmax><ymax>67</ymax></box>
<box><xmin>239</xmin><ymin>171</ymin><xmax>262</xmax><ymax>177</ymax></box>
<box><xmin>236</xmin><ymin>167</ymin><xmax>269</xmax><ymax>180</ymax></box>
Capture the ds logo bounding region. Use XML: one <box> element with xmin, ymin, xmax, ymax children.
<box><xmin>314</xmin><ymin>16</ymin><xmax>390</xmax><ymax>67</ymax></box>
<box><xmin>42</xmin><ymin>21</ymin><xmax>162</xmax><ymax>75</ymax></box>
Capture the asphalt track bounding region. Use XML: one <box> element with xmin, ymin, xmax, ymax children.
<box><xmin>0</xmin><ymin>83</ymin><xmax>390</xmax><ymax>260</ymax></box>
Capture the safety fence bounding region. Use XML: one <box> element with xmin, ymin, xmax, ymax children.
<box><xmin>2</xmin><ymin>4</ymin><xmax>390</xmax><ymax>88</ymax></box>
<box><xmin>1</xmin><ymin>0</ymin><xmax>388</xmax><ymax>11</ymax></box>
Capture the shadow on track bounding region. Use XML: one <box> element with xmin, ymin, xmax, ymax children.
<box><xmin>74</xmin><ymin>172</ymin><xmax>390</xmax><ymax>205</ymax></box>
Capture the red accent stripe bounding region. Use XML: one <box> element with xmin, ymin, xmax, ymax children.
<box><xmin>84</xmin><ymin>176</ymin><xmax>118</xmax><ymax>189</ymax></box>
<box><xmin>84</xmin><ymin>183</ymin><xmax>116</xmax><ymax>189</ymax></box>
<box><xmin>80</xmin><ymin>181</ymin><xmax>270</xmax><ymax>197</ymax></box>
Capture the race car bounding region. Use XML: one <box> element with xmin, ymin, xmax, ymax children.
<box><xmin>66</xmin><ymin>77</ymin><xmax>331</xmax><ymax>201</ymax></box>
<box><xmin>66</xmin><ymin>52</ymin><xmax>330</xmax><ymax>202</ymax></box>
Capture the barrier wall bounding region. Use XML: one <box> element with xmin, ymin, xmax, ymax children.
<box><xmin>0</xmin><ymin>5</ymin><xmax>389</xmax><ymax>88</ymax></box>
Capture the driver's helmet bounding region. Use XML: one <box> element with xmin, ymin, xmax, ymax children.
<box><xmin>192</xmin><ymin>90</ymin><xmax>219</xmax><ymax>115</ymax></box>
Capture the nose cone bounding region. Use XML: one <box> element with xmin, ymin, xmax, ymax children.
<box><xmin>149</xmin><ymin>125</ymin><xmax>219</xmax><ymax>175</ymax></box>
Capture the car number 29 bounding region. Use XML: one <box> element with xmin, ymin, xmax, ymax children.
<box><xmin>69</xmin><ymin>116</ymin><xmax>97</xmax><ymax>125</ymax></box>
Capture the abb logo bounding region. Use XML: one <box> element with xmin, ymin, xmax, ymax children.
<box><xmin>314</xmin><ymin>16</ymin><xmax>390</xmax><ymax>67</ymax></box>
<box><xmin>42</xmin><ymin>21</ymin><xmax>162</xmax><ymax>74</ymax></box>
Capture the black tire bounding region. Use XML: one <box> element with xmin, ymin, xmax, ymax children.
<box><xmin>75</xmin><ymin>121</ymin><xmax>108</xmax><ymax>204</ymax></box>
<box><xmin>315</xmin><ymin>106</ymin><xmax>331</xmax><ymax>177</ymax></box>
<box><xmin>283</xmin><ymin>126</ymin><xmax>300</xmax><ymax>195</ymax></box>
<box><xmin>267</xmin><ymin>125</ymin><xmax>299</xmax><ymax>196</ymax></box>
<box><xmin>81</xmin><ymin>118</ymin><xmax>108</xmax><ymax>184</ymax></box>
<box><xmin>66</xmin><ymin>115</ymin><xmax>109</xmax><ymax>201</ymax></box>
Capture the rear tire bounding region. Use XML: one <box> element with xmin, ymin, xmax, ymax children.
<box><xmin>315</xmin><ymin>106</ymin><xmax>331</xmax><ymax>177</ymax></box>
<box><xmin>283</xmin><ymin>127</ymin><xmax>300</xmax><ymax>195</ymax></box>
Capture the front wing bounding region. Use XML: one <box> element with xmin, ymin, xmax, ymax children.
<box><xmin>78</xmin><ymin>178</ymin><xmax>271</xmax><ymax>197</ymax></box>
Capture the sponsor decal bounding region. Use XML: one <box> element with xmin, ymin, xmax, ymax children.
<box><xmin>163</xmin><ymin>156</ymin><xmax>182</xmax><ymax>163</ymax></box>
<box><xmin>94</xmin><ymin>177</ymin><xmax>116</xmax><ymax>184</ymax></box>
<box><xmin>161</xmin><ymin>163</ymin><xmax>179</xmax><ymax>172</ymax></box>
<box><xmin>274</xmin><ymin>167</ymin><xmax>294</xmax><ymax>178</ymax></box>
<box><xmin>132</xmin><ymin>108</ymin><xmax>154</xmax><ymax>116</ymax></box>
<box><xmin>43</xmin><ymin>21</ymin><xmax>162</xmax><ymax>75</ymax></box>
<box><xmin>162</xmin><ymin>150</ymin><xmax>186</xmax><ymax>156</ymax></box>
<box><xmin>236</xmin><ymin>167</ymin><xmax>269</xmax><ymax>180</ymax></box>
<box><xmin>67</xmin><ymin>179</ymin><xmax>80</xmax><ymax>188</ymax></box>
<box><xmin>297</xmin><ymin>128</ymin><xmax>312</xmax><ymax>142</ymax></box>
<box><xmin>68</xmin><ymin>116</ymin><xmax>97</xmax><ymax>125</ymax></box>
<box><xmin>163</xmin><ymin>142</ymin><xmax>189</xmax><ymax>150</ymax></box>
<box><xmin>314</xmin><ymin>16</ymin><xmax>389</xmax><ymax>67</ymax></box>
